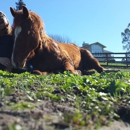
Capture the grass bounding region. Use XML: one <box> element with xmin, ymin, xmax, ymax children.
<box><xmin>0</xmin><ymin>69</ymin><xmax>130</xmax><ymax>129</ymax></box>
<box><xmin>100</xmin><ymin>62</ymin><xmax>130</xmax><ymax>67</ymax></box>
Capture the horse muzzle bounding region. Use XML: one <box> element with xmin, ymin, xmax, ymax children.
<box><xmin>11</xmin><ymin>59</ymin><xmax>26</xmax><ymax>69</ymax></box>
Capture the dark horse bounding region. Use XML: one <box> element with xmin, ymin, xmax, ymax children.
<box><xmin>10</xmin><ymin>6</ymin><xmax>104</xmax><ymax>75</ymax></box>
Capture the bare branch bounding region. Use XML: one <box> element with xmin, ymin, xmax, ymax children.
<box><xmin>49</xmin><ymin>34</ymin><xmax>71</xmax><ymax>44</ymax></box>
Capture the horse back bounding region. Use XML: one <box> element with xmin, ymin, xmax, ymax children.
<box><xmin>58</xmin><ymin>43</ymin><xmax>81</xmax><ymax>69</ymax></box>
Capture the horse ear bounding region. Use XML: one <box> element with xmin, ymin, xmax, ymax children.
<box><xmin>10</xmin><ymin>7</ymin><xmax>16</xmax><ymax>17</ymax></box>
<box><xmin>22</xmin><ymin>6</ymin><xmax>29</xmax><ymax>18</ymax></box>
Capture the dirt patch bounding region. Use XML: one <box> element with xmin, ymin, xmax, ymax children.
<box><xmin>0</xmin><ymin>98</ymin><xmax>130</xmax><ymax>130</ymax></box>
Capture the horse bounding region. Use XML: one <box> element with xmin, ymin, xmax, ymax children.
<box><xmin>10</xmin><ymin>6</ymin><xmax>104</xmax><ymax>75</ymax></box>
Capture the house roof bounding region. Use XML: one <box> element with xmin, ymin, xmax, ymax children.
<box><xmin>103</xmin><ymin>50</ymin><xmax>113</xmax><ymax>53</ymax></box>
<box><xmin>90</xmin><ymin>42</ymin><xmax>106</xmax><ymax>48</ymax></box>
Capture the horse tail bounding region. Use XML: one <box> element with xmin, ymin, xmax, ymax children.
<box><xmin>80</xmin><ymin>48</ymin><xmax>104</xmax><ymax>73</ymax></box>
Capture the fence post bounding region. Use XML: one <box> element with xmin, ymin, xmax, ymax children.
<box><xmin>125</xmin><ymin>53</ymin><xmax>128</xmax><ymax>68</ymax></box>
<box><xmin>106</xmin><ymin>53</ymin><xmax>108</xmax><ymax>66</ymax></box>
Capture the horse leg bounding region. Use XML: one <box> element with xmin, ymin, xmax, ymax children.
<box><xmin>32</xmin><ymin>70</ymin><xmax>49</xmax><ymax>75</ymax></box>
<box><xmin>63</xmin><ymin>61</ymin><xmax>80</xmax><ymax>75</ymax></box>
<box><xmin>80</xmin><ymin>48</ymin><xmax>104</xmax><ymax>73</ymax></box>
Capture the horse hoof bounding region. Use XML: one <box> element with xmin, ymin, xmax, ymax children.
<box><xmin>74</xmin><ymin>70</ymin><xmax>82</xmax><ymax>75</ymax></box>
<box><xmin>31</xmin><ymin>70</ymin><xmax>42</xmax><ymax>75</ymax></box>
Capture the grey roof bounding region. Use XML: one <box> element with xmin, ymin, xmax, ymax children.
<box><xmin>90</xmin><ymin>42</ymin><xmax>106</xmax><ymax>48</ymax></box>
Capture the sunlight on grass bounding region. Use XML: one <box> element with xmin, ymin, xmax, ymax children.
<box><xmin>0</xmin><ymin>70</ymin><xmax>130</xmax><ymax>129</ymax></box>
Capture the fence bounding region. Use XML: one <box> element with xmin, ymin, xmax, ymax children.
<box><xmin>92</xmin><ymin>52</ymin><xmax>130</xmax><ymax>68</ymax></box>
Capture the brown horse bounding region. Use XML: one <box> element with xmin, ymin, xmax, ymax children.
<box><xmin>10</xmin><ymin>6</ymin><xmax>104</xmax><ymax>75</ymax></box>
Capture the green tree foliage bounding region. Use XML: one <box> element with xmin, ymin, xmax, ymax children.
<box><xmin>15</xmin><ymin>0</ymin><xmax>26</xmax><ymax>10</ymax></box>
<box><xmin>121</xmin><ymin>23</ymin><xmax>130</xmax><ymax>52</ymax></box>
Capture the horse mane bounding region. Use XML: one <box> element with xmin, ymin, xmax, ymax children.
<box><xmin>12</xmin><ymin>8</ymin><xmax>60</xmax><ymax>55</ymax></box>
<box><xmin>25</xmin><ymin>12</ymin><xmax>61</xmax><ymax>53</ymax></box>
<box><xmin>39</xmin><ymin>29</ymin><xmax>59</xmax><ymax>52</ymax></box>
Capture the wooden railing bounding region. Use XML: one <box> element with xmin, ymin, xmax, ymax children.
<box><xmin>92</xmin><ymin>52</ymin><xmax>130</xmax><ymax>68</ymax></box>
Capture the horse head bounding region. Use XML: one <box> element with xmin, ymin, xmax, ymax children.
<box><xmin>10</xmin><ymin>6</ymin><xmax>43</xmax><ymax>68</ymax></box>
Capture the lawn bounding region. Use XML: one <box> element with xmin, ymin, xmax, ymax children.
<box><xmin>0</xmin><ymin>70</ymin><xmax>130</xmax><ymax>130</ymax></box>
<box><xmin>100</xmin><ymin>62</ymin><xmax>130</xmax><ymax>68</ymax></box>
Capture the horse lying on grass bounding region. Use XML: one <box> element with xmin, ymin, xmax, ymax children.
<box><xmin>10</xmin><ymin>6</ymin><xmax>104</xmax><ymax>75</ymax></box>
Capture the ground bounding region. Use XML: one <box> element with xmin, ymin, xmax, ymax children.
<box><xmin>0</xmin><ymin>98</ymin><xmax>130</xmax><ymax>130</ymax></box>
<box><xmin>0</xmin><ymin>70</ymin><xmax>130</xmax><ymax>130</ymax></box>
<box><xmin>0</xmin><ymin>89</ymin><xmax>130</xmax><ymax>130</ymax></box>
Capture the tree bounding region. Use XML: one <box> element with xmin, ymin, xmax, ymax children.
<box><xmin>121</xmin><ymin>23</ymin><xmax>130</xmax><ymax>52</ymax></box>
<box><xmin>121</xmin><ymin>23</ymin><xmax>130</xmax><ymax>61</ymax></box>
<box><xmin>15</xmin><ymin>0</ymin><xmax>26</xmax><ymax>10</ymax></box>
<box><xmin>49</xmin><ymin>34</ymin><xmax>71</xmax><ymax>43</ymax></box>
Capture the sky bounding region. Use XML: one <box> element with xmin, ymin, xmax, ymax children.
<box><xmin>1</xmin><ymin>0</ymin><xmax>130</xmax><ymax>52</ymax></box>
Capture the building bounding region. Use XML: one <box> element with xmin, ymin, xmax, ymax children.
<box><xmin>82</xmin><ymin>42</ymin><xmax>115</xmax><ymax>61</ymax></box>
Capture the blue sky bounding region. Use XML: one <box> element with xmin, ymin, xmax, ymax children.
<box><xmin>1</xmin><ymin>0</ymin><xmax>130</xmax><ymax>52</ymax></box>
